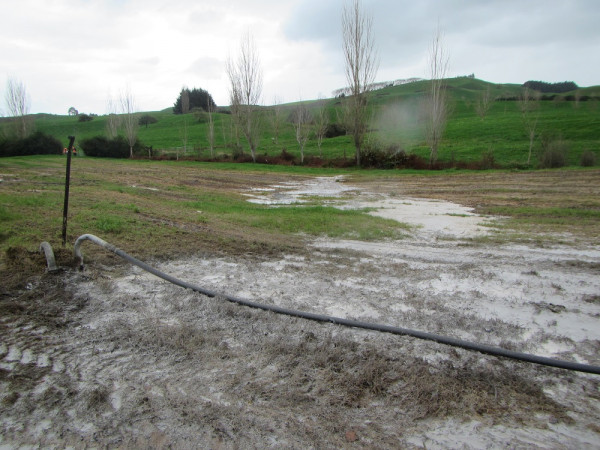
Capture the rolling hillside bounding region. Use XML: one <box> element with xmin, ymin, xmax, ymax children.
<box><xmin>11</xmin><ymin>77</ymin><xmax>600</xmax><ymax>167</ymax></box>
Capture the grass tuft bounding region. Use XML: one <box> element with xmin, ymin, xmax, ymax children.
<box><xmin>95</xmin><ymin>216</ymin><xmax>126</xmax><ymax>234</ymax></box>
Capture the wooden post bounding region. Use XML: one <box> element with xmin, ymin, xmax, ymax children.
<box><xmin>62</xmin><ymin>136</ymin><xmax>75</xmax><ymax>247</ymax></box>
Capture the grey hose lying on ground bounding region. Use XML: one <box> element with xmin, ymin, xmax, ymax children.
<box><xmin>72</xmin><ymin>233</ymin><xmax>600</xmax><ymax>375</ymax></box>
<box><xmin>40</xmin><ymin>241</ymin><xmax>59</xmax><ymax>273</ymax></box>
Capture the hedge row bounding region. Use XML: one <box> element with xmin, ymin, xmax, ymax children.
<box><xmin>80</xmin><ymin>136</ymin><xmax>143</xmax><ymax>158</ymax></box>
<box><xmin>0</xmin><ymin>132</ymin><xmax>63</xmax><ymax>157</ymax></box>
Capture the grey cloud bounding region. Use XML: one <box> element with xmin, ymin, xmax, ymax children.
<box><xmin>186</xmin><ymin>56</ymin><xmax>223</xmax><ymax>80</ymax></box>
<box><xmin>283</xmin><ymin>0</ymin><xmax>600</xmax><ymax>81</ymax></box>
<box><xmin>283</xmin><ymin>0</ymin><xmax>344</xmax><ymax>47</ymax></box>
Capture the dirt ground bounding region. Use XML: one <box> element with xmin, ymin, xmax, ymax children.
<box><xmin>1</xmin><ymin>171</ymin><xmax>600</xmax><ymax>448</ymax></box>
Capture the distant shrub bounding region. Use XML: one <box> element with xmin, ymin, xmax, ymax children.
<box><xmin>580</xmin><ymin>150</ymin><xmax>597</xmax><ymax>167</ymax></box>
<box><xmin>80</xmin><ymin>135</ymin><xmax>143</xmax><ymax>158</ymax></box>
<box><xmin>194</xmin><ymin>110</ymin><xmax>209</xmax><ymax>123</ymax></box>
<box><xmin>539</xmin><ymin>139</ymin><xmax>569</xmax><ymax>168</ymax></box>
<box><xmin>138</xmin><ymin>115</ymin><xmax>158</xmax><ymax>128</ymax></box>
<box><xmin>78</xmin><ymin>113</ymin><xmax>94</xmax><ymax>122</ymax></box>
<box><xmin>480</xmin><ymin>147</ymin><xmax>496</xmax><ymax>169</ymax></box>
<box><xmin>228</xmin><ymin>143</ymin><xmax>244</xmax><ymax>160</ymax></box>
<box><xmin>324</xmin><ymin>123</ymin><xmax>347</xmax><ymax>138</ymax></box>
<box><xmin>360</xmin><ymin>141</ymin><xmax>411</xmax><ymax>169</ymax></box>
<box><xmin>0</xmin><ymin>131</ymin><xmax>62</xmax><ymax>157</ymax></box>
<box><xmin>360</xmin><ymin>142</ymin><xmax>388</xmax><ymax>168</ymax></box>
<box><xmin>278</xmin><ymin>148</ymin><xmax>296</xmax><ymax>162</ymax></box>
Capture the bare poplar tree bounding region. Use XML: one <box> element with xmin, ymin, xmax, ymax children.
<box><xmin>106</xmin><ymin>94</ymin><xmax>121</xmax><ymax>138</ymax></box>
<box><xmin>475</xmin><ymin>86</ymin><xmax>493</xmax><ymax>120</ymax></box>
<box><xmin>181</xmin><ymin>88</ymin><xmax>190</xmax><ymax>114</ymax></box>
<box><xmin>269</xmin><ymin>95</ymin><xmax>284</xmax><ymax>145</ymax></box>
<box><xmin>179</xmin><ymin>117</ymin><xmax>188</xmax><ymax>160</ymax></box>
<box><xmin>574</xmin><ymin>90</ymin><xmax>581</xmax><ymax>109</ymax></box>
<box><xmin>518</xmin><ymin>87</ymin><xmax>540</xmax><ymax>165</ymax></box>
<box><xmin>425</xmin><ymin>26</ymin><xmax>450</xmax><ymax>167</ymax></box>
<box><xmin>5</xmin><ymin>77</ymin><xmax>31</xmax><ymax>139</ymax></box>
<box><xmin>293</xmin><ymin>102</ymin><xmax>312</xmax><ymax>164</ymax></box>
<box><xmin>336</xmin><ymin>106</ymin><xmax>350</xmax><ymax>160</ymax></box>
<box><xmin>342</xmin><ymin>0</ymin><xmax>378</xmax><ymax>166</ymax></box>
<box><xmin>313</xmin><ymin>98</ymin><xmax>329</xmax><ymax>158</ymax></box>
<box><xmin>226</xmin><ymin>31</ymin><xmax>263</xmax><ymax>162</ymax></box>
<box><xmin>207</xmin><ymin>98</ymin><xmax>215</xmax><ymax>158</ymax></box>
<box><xmin>119</xmin><ymin>87</ymin><xmax>138</xmax><ymax>158</ymax></box>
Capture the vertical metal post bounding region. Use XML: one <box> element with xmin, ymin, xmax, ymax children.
<box><xmin>62</xmin><ymin>136</ymin><xmax>75</xmax><ymax>247</ymax></box>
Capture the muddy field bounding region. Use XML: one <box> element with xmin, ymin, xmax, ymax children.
<box><xmin>1</xmin><ymin>171</ymin><xmax>600</xmax><ymax>448</ymax></box>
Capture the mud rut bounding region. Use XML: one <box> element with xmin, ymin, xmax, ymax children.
<box><xmin>2</xmin><ymin>177</ymin><xmax>600</xmax><ymax>448</ymax></box>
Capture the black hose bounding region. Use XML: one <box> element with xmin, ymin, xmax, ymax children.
<box><xmin>72</xmin><ymin>234</ymin><xmax>600</xmax><ymax>375</ymax></box>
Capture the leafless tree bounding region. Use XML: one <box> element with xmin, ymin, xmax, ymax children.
<box><xmin>574</xmin><ymin>90</ymin><xmax>581</xmax><ymax>109</ymax></box>
<box><xmin>518</xmin><ymin>87</ymin><xmax>540</xmax><ymax>165</ymax></box>
<box><xmin>475</xmin><ymin>86</ymin><xmax>493</xmax><ymax>120</ymax></box>
<box><xmin>336</xmin><ymin>106</ymin><xmax>350</xmax><ymax>160</ymax></box>
<box><xmin>220</xmin><ymin>115</ymin><xmax>229</xmax><ymax>150</ymax></box>
<box><xmin>226</xmin><ymin>31</ymin><xmax>263</xmax><ymax>162</ymax></box>
<box><xmin>293</xmin><ymin>102</ymin><xmax>312</xmax><ymax>164</ymax></box>
<box><xmin>106</xmin><ymin>94</ymin><xmax>121</xmax><ymax>139</ymax></box>
<box><xmin>181</xmin><ymin>88</ymin><xmax>190</xmax><ymax>114</ymax></box>
<box><xmin>313</xmin><ymin>98</ymin><xmax>329</xmax><ymax>158</ymax></box>
<box><xmin>119</xmin><ymin>87</ymin><xmax>138</xmax><ymax>158</ymax></box>
<box><xmin>179</xmin><ymin>117</ymin><xmax>188</xmax><ymax>160</ymax></box>
<box><xmin>207</xmin><ymin>98</ymin><xmax>215</xmax><ymax>158</ymax></box>
<box><xmin>342</xmin><ymin>0</ymin><xmax>378</xmax><ymax>166</ymax></box>
<box><xmin>5</xmin><ymin>77</ymin><xmax>31</xmax><ymax>139</ymax></box>
<box><xmin>425</xmin><ymin>26</ymin><xmax>450</xmax><ymax>167</ymax></box>
<box><xmin>269</xmin><ymin>95</ymin><xmax>284</xmax><ymax>145</ymax></box>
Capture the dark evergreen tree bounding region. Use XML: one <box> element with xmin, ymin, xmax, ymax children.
<box><xmin>173</xmin><ymin>87</ymin><xmax>216</xmax><ymax>114</ymax></box>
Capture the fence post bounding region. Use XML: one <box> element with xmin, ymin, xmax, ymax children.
<box><xmin>62</xmin><ymin>136</ymin><xmax>76</xmax><ymax>247</ymax></box>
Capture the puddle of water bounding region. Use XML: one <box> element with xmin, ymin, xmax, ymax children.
<box><xmin>244</xmin><ymin>176</ymin><xmax>356</xmax><ymax>205</ymax></box>
<box><xmin>244</xmin><ymin>176</ymin><xmax>497</xmax><ymax>238</ymax></box>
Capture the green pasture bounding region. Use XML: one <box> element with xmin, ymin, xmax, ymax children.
<box><xmin>11</xmin><ymin>77</ymin><xmax>600</xmax><ymax>168</ymax></box>
<box><xmin>0</xmin><ymin>156</ymin><xmax>409</xmax><ymax>256</ymax></box>
<box><xmin>1</xmin><ymin>155</ymin><xmax>599</xmax><ymax>260</ymax></box>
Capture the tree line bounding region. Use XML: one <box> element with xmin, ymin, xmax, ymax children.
<box><xmin>522</xmin><ymin>80</ymin><xmax>578</xmax><ymax>94</ymax></box>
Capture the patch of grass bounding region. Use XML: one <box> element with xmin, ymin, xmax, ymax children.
<box><xmin>248</xmin><ymin>205</ymin><xmax>409</xmax><ymax>240</ymax></box>
<box><xmin>484</xmin><ymin>206</ymin><xmax>600</xmax><ymax>228</ymax></box>
<box><xmin>0</xmin><ymin>205</ymin><xmax>17</xmax><ymax>222</ymax></box>
<box><xmin>95</xmin><ymin>216</ymin><xmax>127</xmax><ymax>234</ymax></box>
<box><xmin>185</xmin><ymin>196</ymin><xmax>409</xmax><ymax>240</ymax></box>
<box><xmin>1</xmin><ymin>156</ymin><xmax>598</xmax><ymax>260</ymax></box>
<box><xmin>0</xmin><ymin>156</ymin><xmax>413</xmax><ymax>259</ymax></box>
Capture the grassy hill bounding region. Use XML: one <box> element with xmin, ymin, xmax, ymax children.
<box><xmin>14</xmin><ymin>77</ymin><xmax>600</xmax><ymax>168</ymax></box>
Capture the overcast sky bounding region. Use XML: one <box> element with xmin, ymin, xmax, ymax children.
<box><xmin>1</xmin><ymin>0</ymin><xmax>599</xmax><ymax>115</ymax></box>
